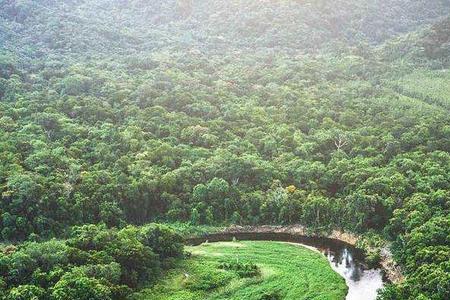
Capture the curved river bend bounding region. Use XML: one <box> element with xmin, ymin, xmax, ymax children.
<box><xmin>187</xmin><ymin>232</ymin><xmax>386</xmax><ymax>300</ymax></box>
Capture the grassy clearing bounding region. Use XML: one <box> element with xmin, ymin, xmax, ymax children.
<box><xmin>393</xmin><ymin>69</ymin><xmax>450</xmax><ymax>109</ymax></box>
<box><xmin>131</xmin><ymin>241</ymin><xmax>347</xmax><ymax>300</ymax></box>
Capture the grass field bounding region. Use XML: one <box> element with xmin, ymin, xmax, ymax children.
<box><xmin>393</xmin><ymin>69</ymin><xmax>450</xmax><ymax>110</ymax></box>
<box><xmin>131</xmin><ymin>241</ymin><xmax>347</xmax><ymax>300</ymax></box>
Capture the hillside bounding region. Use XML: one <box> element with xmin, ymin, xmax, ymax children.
<box><xmin>1</xmin><ymin>0</ymin><xmax>450</xmax><ymax>61</ymax></box>
<box><xmin>0</xmin><ymin>1</ymin><xmax>449</xmax><ymax>299</ymax></box>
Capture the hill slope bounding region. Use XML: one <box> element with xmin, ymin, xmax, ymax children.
<box><xmin>1</xmin><ymin>0</ymin><xmax>450</xmax><ymax>61</ymax></box>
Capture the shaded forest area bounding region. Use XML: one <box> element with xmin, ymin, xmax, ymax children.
<box><xmin>0</xmin><ymin>0</ymin><xmax>449</xmax><ymax>299</ymax></box>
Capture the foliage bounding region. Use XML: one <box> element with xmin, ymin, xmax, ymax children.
<box><xmin>6</xmin><ymin>285</ymin><xmax>45</xmax><ymax>300</ymax></box>
<box><xmin>132</xmin><ymin>241</ymin><xmax>347</xmax><ymax>300</ymax></box>
<box><xmin>218</xmin><ymin>260</ymin><xmax>260</xmax><ymax>278</ymax></box>
<box><xmin>51</xmin><ymin>271</ymin><xmax>112</xmax><ymax>300</ymax></box>
<box><xmin>0</xmin><ymin>0</ymin><xmax>449</xmax><ymax>298</ymax></box>
<box><xmin>393</xmin><ymin>69</ymin><xmax>450</xmax><ymax>109</ymax></box>
<box><xmin>184</xmin><ymin>270</ymin><xmax>234</xmax><ymax>292</ymax></box>
<box><xmin>0</xmin><ymin>224</ymin><xmax>183</xmax><ymax>299</ymax></box>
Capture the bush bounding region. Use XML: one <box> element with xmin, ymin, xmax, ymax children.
<box><xmin>218</xmin><ymin>260</ymin><xmax>260</xmax><ymax>278</ymax></box>
<box><xmin>139</xmin><ymin>224</ymin><xmax>184</xmax><ymax>260</ymax></box>
<box><xmin>366</xmin><ymin>250</ymin><xmax>382</xmax><ymax>269</ymax></box>
<box><xmin>260</xmin><ymin>291</ymin><xmax>282</xmax><ymax>300</ymax></box>
<box><xmin>51</xmin><ymin>271</ymin><xmax>112</xmax><ymax>300</ymax></box>
<box><xmin>6</xmin><ymin>285</ymin><xmax>45</xmax><ymax>300</ymax></box>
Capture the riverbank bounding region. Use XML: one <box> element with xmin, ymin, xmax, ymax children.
<box><xmin>187</xmin><ymin>224</ymin><xmax>404</xmax><ymax>284</ymax></box>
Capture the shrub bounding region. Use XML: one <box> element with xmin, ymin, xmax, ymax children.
<box><xmin>218</xmin><ymin>260</ymin><xmax>260</xmax><ymax>278</ymax></box>
<box><xmin>139</xmin><ymin>224</ymin><xmax>184</xmax><ymax>260</ymax></box>
<box><xmin>260</xmin><ymin>291</ymin><xmax>282</xmax><ymax>300</ymax></box>
<box><xmin>51</xmin><ymin>271</ymin><xmax>112</xmax><ymax>300</ymax></box>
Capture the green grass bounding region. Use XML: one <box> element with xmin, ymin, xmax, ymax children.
<box><xmin>393</xmin><ymin>69</ymin><xmax>450</xmax><ymax>110</ymax></box>
<box><xmin>131</xmin><ymin>241</ymin><xmax>347</xmax><ymax>300</ymax></box>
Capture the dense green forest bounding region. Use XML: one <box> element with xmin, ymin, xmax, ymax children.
<box><xmin>0</xmin><ymin>0</ymin><xmax>449</xmax><ymax>299</ymax></box>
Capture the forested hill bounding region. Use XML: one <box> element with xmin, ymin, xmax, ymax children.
<box><xmin>0</xmin><ymin>1</ymin><xmax>450</xmax><ymax>300</ymax></box>
<box><xmin>1</xmin><ymin>0</ymin><xmax>450</xmax><ymax>62</ymax></box>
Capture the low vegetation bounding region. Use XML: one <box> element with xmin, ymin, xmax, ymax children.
<box><xmin>393</xmin><ymin>70</ymin><xmax>450</xmax><ymax>109</ymax></box>
<box><xmin>131</xmin><ymin>241</ymin><xmax>347</xmax><ymax>300</ymax></box>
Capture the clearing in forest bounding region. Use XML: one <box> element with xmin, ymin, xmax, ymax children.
<box><xmin>132</xmin><ymin>241</ymin><xmax>347</xmax><ymax>300</ymax></box>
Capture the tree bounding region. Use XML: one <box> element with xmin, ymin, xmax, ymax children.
<box><xmin>6</xmin><ymin>285</ymin><xmax>45</xmax><ymax>300</ymax></box>
<box><xmin>99</xmin><ymin>202</ymin><xmax>125</xmax><ymax>228</ymax></box>
<box><xmin>51</xmin><ymin>271</ymin><xmax>112</xmax><ymax>300</ymax></box>
<box><xmin>190</xmin><ymin>208</ymin><xmax>200</xmax><ymax>226</ymax></box>
<box><xmin>139</xmin><ymin>224</ymin><xmax>184</xmax><ymax>260</ymax></box>
<box><xmin>108</xmin><ymin>227</ymin><xmax>160</xmax><ymax>287</ymax></box>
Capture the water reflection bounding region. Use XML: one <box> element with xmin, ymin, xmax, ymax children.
<box><xmin>187</xmin><ymin>232</ymin><xmax>385</xmax><ymax>300</ymax></box>
<box><xmin>321</xmin><ymin>246</ymin><xmax>384</xmax><ymax>300</ymax></box>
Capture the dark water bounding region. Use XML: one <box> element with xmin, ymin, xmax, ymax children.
<box><xmin>187</xmin><ymin>232</ymin><xmax>385</xmax><ymax>300</ymax></box>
